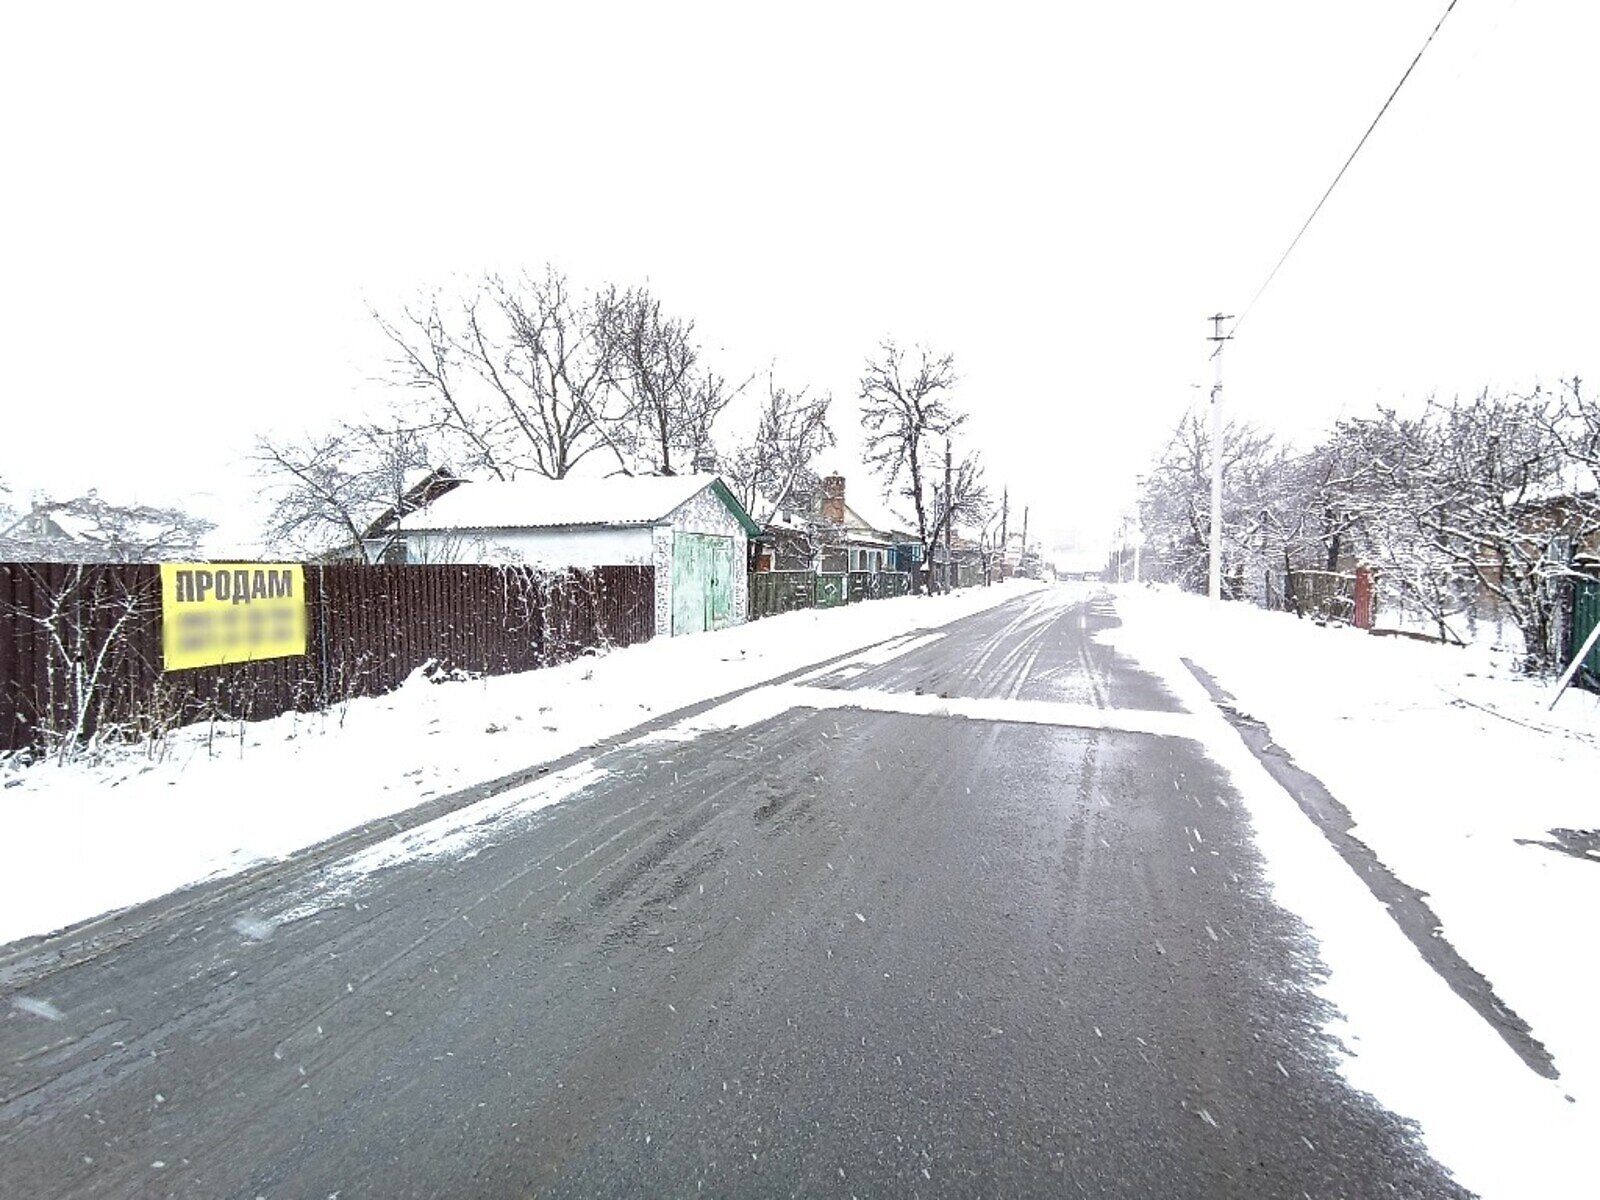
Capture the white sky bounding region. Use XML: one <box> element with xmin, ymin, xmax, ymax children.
<box><xmin>3</xmin><ymin>1</ymin><xmax>1595</xmax><ymax>567</ymax></box>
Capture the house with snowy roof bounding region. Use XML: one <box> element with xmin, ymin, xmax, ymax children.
<box><xmin>821</xmin><ymin>475</ymin><xmax>920</xmax><ymax>574</ymax></box>
<box><xmin>0</xmin><ymin>496</ymin><xmax>210</xmax><ymax>563</ymax></box>
<box><xmin>747</xmin><ymin>473</ymin><xmax>920</xmax><ymax>575</ymax></box>
<box><xmin>367</xmin><ymin>473</ymin><xmax>760</xmax><ymax>636</ymax></box>
<box><xmin>0</xmin><ymin>506</ymin><xmax>87</xmax><ymax>560</ymax></box>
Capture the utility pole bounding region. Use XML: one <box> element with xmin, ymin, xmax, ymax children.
<box><xmin>1207</xmin><ymin>313</ymin><xmax>1233</xmax><ymax>602</ymax></box>
<box><xmin>1020</xmin><ymin>505</ymin><xmax>1030</xmax><ymax>578</ymax></box>
<box><xmin>1132</xmin><ymin>474</ymin><xmax>1143</xmax><ymax>584</ymax></box>
<box><xmin>934</xmin><ymin>441</ymin><xmax>947</xmax><ymax>592</ymax></box>
<box><xmin>999</xmin><ymin>487</ymin><xmax>1009</xmax><ymax>579</ymax></box>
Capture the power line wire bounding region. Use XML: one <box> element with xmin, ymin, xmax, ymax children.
<box><xmin>1232</xmin><ymin>0</ymin><xmax>1463</xmax><ymax>337</ymax></box>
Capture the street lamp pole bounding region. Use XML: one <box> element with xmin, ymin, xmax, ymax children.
<box><xmin>1207</xmin><ymin>314</ymin><xmax>1233</xmax><ymax>602</ymax></box>
<box><xmin>1132</xmin><ymin>473</ymin><xmax>1144</xmax><ymax>585</ymax></box>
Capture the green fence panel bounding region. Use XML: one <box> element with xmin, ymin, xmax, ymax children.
<box><xmin>814</xmin><ymin>573</ymin><xmax>848</xmax><ymax>608</ymax></box>
<box><xmin>748</xmin><ymin>571</ymin><xmax>815</xmax><ymax>619</ymax></box>
<box><xmin>747</xmin><ymin>569</ymin><xmax>910</xmax><ymax>618</ymax></box>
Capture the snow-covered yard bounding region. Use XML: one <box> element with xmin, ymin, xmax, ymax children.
<box><xmin>0</xmin><ymin>582</ymin><xmax>1041</xmax><ymax>948</ymax></box>
<box><xmin>1104</xmin><ymin>583</ymin><xmax>1600</xmax><ymax>1195</ymax></box>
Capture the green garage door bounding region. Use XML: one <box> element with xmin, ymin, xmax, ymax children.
<box><xmin>672</xmin><ymin>532</ymin><xmax>735</xmax><ymax>635</ymax></box>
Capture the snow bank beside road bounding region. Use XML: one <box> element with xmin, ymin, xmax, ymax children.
<box><xmin>0</xmin><ymin>582</ymin><xmax>1043</xmax><ymax>947</ymax></box>
<box><xmin>1105</xmin><ymin>584</ymin><xmax>1599</xmax><ymax>1194</ymax></box>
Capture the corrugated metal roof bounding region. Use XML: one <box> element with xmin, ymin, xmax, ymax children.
<box><xmin>402</xmin><ymin>473</ymin><xmax>742</xmax><ymax>532</ymax></box>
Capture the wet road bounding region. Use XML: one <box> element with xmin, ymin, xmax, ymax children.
<box><xmin>0</xmin><ymin>588</ymin><xmax>1470</xmax><ymax>1198</ymax></box>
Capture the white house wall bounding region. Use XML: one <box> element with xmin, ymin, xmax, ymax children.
<box><xmin>399</xmin><ymin>526</ymin><xmax>655</xmax><ymax>569</ymax></box>
<box><xmin>651</xmin><ymin>488</ymin><xmax>750</xmax><ymax>634</ymax></box>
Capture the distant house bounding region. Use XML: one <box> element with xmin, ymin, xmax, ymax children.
<box><xmin>748</xmin><ymin>473</ymin><xmax>923</xmax><ymax>578</ymax></box>
<box><xmin>750</xmin><ymin>505</ymin><xmax>821</xmax><ymax>573</ymax></box>
<box><xmin>949</xmin><ymin>536</ymin><xmax>986</xmax><ymax>588</ymax></box>
<box><xmin>824</xmin><ymin>476</ymin><xmax>919</xmax><ymax>574</ymax></box>
<box><xmin>0</xmin><ymin>506</ymin><xmax>87</xmax><ymax>561</ymax></box>
<box><xmin>0</xmin><ymin>497</ymin><xmax>210</xmax><ymax>563</ymax></box>
<box><xmin>372</xmin><ymin>473</ymin><xmax>760</xmax><ymax>636</ymax></box>
<box><xmin>998</xmin><ymin>531</ymin><xmax>1026</xmax><ymax>579</ymax></box>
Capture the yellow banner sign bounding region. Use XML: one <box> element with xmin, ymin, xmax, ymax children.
<box><xmin>160</xmin><ymin>563</ymin><xmax>308</xmax><ymax>672</ymax></box>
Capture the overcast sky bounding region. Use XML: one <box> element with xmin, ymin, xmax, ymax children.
<box><xmin>3</xmin><ymin>1</ymin><xmax>1594</xmax><ymax>566</ymax></box>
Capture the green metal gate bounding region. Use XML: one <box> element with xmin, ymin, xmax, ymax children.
<box><xmin>1571</xmin><ymin>577</ymin><xmax>1600</xmax><ymax>684</ymax></box>
<box><xmin>672</xmin><ymin>533</ymin><xmax>735</xmax><ymax>635</ymax></box>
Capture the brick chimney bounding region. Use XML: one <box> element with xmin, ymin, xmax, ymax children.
<box><xmin>820</xmin><ymin>475</ymin><xmax>846</xmax><ymax>525</ymax></box>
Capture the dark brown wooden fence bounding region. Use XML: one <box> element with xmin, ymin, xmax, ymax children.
<box><xmin>0</xmin><ymin>562</ymin><xmax>655</xmax><ymax>755</ymax></box>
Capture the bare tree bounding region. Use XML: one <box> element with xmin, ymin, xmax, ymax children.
<box><xmin>1312</xmin><ymin>409</ymin><xmax>1468</xmax><ymax>638</ymax></box>
<box><xmin>1138</xmin><ymin>376</ymin><xmax>1600</xmax><ymax>669</ymax></box>
<box><xmin>926</xmin><ymin>441</ymin><xmax>991</xmax><ymax>587</ymax></box>
<box><xmin>1138</xmin><ymin>409</ymin><xmax>1277</xmax><ymax>598</ymax></box>
<box><xmin>368</xmin><ymin>271</ymin><xmax>748</xmax><ymax>480</ymax></box>
<box><xmin>457</xmin><ymin>269</ymin><xmax>618</xmax><ymax>478</ymax></box>
<box><xmin>373</xmin><ymin>276</ymin><xmax>615</xmax><ymax>481</ymax></box>
<box><xmin>859</xmin><ymin>340</ymin><xmax>964</xmax><ymax>593</ymax></box>
<box><xmin>254</xmin><ymin>419</ymin><xmax>441</xmax><ymax>558</ymax></box>
<box><xmin>1265</xmin><ymin>440</ymin><xmax>1363</xmax><ymax>578</ymax></box>
<box><xmin>1536</xmin><ymin>375</ymin><xmax>1600</xmax><ymax>492</ymax></box>
<box><xmin>978</xmin><ymin>508</ymin><xmax>1006</xmax><ymax>585</ymax></box>
<box><xmin>371</xmin><ymin>294</ymin><xmax>506</xmax><ymax>480</ymax></box>
<box><xmin>1413</xmin><ymin>391</ymin><xmax>1590</xmax><ymax>668</ymax></box>
<box><xmin>721</xmin><ymin>373</ymin><xmax>836</xmax><ymax>523</ymax></box>
<box><xmin>1311</xmin><ymin>397</ymin><xmax>1573</xmax><ymax>655</ymax></box>
<box><xmin>595</xmin><ymin>285</ymin><xmax>737</xmax><ymax>475</ymax></box>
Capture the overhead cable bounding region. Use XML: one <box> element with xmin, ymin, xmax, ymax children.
<box><xmin>1232</xmin><ymin>0</ymin><xmax>1463</xmax><ymax>337</ymax></box>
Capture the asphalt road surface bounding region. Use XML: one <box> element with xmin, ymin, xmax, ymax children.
<box><xmin>1</xmin><ymin>588</ymin><xmax>1473</xmax><ymax>1198</ymax></box>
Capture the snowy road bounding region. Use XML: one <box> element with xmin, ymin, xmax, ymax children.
<box><xmin>1</xmin><ymin>589</ymin><xmax>1479</xmax><ymax>1197</ymax></box>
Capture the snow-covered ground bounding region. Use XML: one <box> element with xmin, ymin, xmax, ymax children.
<box><xmin>1104</xmin><ymin>583</ymin><xmax>1598</xmax><ymax>1199</ymax></box>
<box><xmin>7</xmin><ymin>576</ymin><xmax>1595</xmax><ymax>1194</ymax></box>
<box><xmin>0</xmin><ymin>582</ymin><xmax>1040</xmax><ymax>947</ymax></box>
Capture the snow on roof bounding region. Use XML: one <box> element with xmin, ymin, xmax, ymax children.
<box><xmin>1509</xmin><ymin>462</ymin><xmax>1598</xmax><ymax>509</ymax></box>
<box><xmin>759</xmin><ymin>504</ymin><xmax>809</xmax><ymax>531</ymax></box>
<box><xmin>402</xmin><ymin>473</ymin><xmax>745</xmax><ymax>532</ymax></box>
<box><xmin>747</xmin><ymin>486</ymin><xmax>824</xmax><ymax>530</ymax></box>
<box><xmin>41</xmin><ymin>509</ymin><xmax>94</xmax><ymax>540</ymax></box>
<box><xmin>402</xmin><ymin>465</ymin><xmax>447</xmax><ymax>493</ymax></box>
<box><xmin>844</xmin><ymin>494</ymin><xmax>916</xmax><ymax>538</ymax></box>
